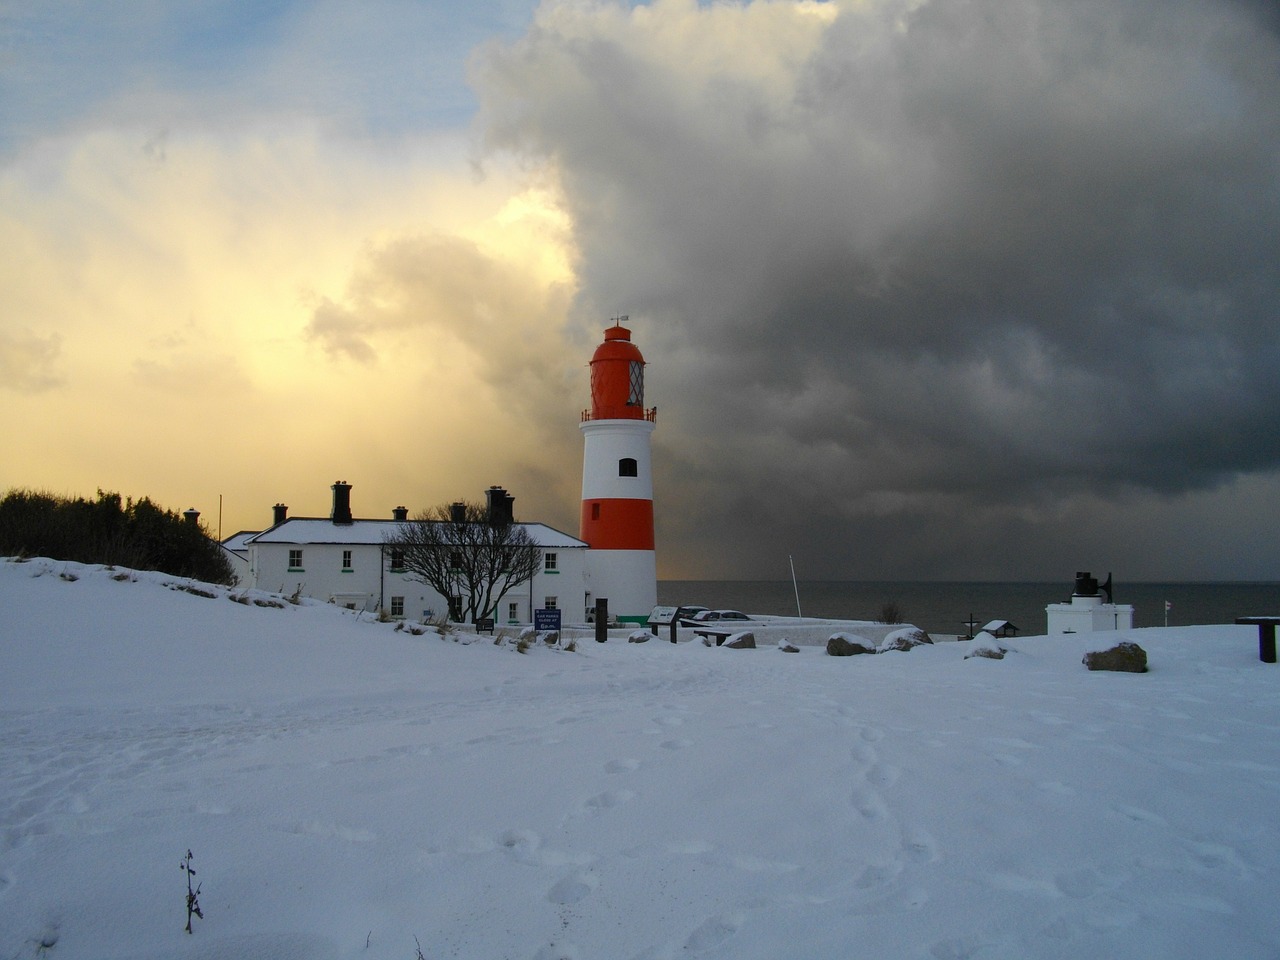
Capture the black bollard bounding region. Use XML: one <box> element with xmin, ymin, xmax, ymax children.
<box><xmin>595</xmin><ymin>598</ymin><xmax>608</xmax><ymax>643</ymax></box>
<box><xmin>1262</xmin><ymin>622</ymin><xmax>1277</xmax><ymax>664</ymax></box>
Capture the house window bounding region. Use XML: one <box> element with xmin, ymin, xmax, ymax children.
<box><xmin>508</xmin><ymin>602</ymin><xmax>518</xmax><ymax>622</ymax></box>
<box><xmin>342</xmin><ymin>550</ymin><xmax>353</xmax><ymax>571</ymax></box>
<box><xmin>544</xmin><ymin>552</ymin><xmax>558</xmax><ymax>573</ymax></box>
<box><xmin>449</xmin><ymin>595</ymin><xmax>463</xmax><ymax>621</ymax></box>
<box><xmin>389</xmin><ymin>549</ymin><xmax>404</xmax><ymax>572</ymax></box>
<box><xmin>288</xmin><ymin>549</ymin><xmax>303</xmax><ymax>570</ymax></box>
<box><xmin>390</xmin><ymin>596</ymin><xmax>404</xmax><ymax>617</ymax></box>
<box><xmin>544</xmin><ymin>596</ymin><xmax>558</xmax><ymax>610</ymax></box>
<box><xmin>619</xmin><ymin>457</ymin><xmax>638</xmax><ymax>477</ymax></box>
<box><xmin>449</xmin><ymin>550</ymin><xmax>462</xmax><ymax>571</ymax></box>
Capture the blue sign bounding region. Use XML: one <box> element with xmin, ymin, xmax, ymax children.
<box><xmin>534</xmin><ymin>608</ymin><xmax>562</xmax><ymax>632</ymax></box>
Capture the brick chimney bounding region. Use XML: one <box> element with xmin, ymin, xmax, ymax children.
<box><xmin>392</xmin><ymin>505</ymin><xmax>408</xmax><ymax>521</ymax></box>
<box><xmin>272</xmin><ymin>503</ymin><xmax>288</xmax><ymax>525</ymax></box>
<box><xmin>331</xmin><ymin>481</ymin><xmax>353</xmax><ymax>525</ymax></box>
<box><xmin>485</xmin><ymin>485</ymin><xmax>514</xmax><ymax>524</ymax></box>
<box><xmin>183</xmin><ymin>508</ymin><xmax>200</xmax><ymax>525</ymax></box>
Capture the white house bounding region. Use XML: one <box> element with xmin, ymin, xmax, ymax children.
<box><xmin>242</xmin><ymin>482</ymin><xmax>591</xmax><ymax>625</ymax></box>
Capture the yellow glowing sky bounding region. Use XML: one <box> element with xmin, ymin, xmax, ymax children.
<box><xmin>1</xmin><ymin>122</ymin><xmax>583</xmax><ymax>537</ymax></box>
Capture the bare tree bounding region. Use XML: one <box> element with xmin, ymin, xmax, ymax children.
<box><xmin>384</xmin><ymin>501</ymin><xmax>540</xmax><ymax>624</ymax></box>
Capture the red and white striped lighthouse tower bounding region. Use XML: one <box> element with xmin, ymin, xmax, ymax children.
<box><xmin>580</xmin><ymin>318</ymin><xmax>657</xmax><ymax>623</ymax></box>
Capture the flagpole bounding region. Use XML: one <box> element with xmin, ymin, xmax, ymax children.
<box><xmin>789</xmin><ymin>555</ymin><xmax>802</xmax><ymax>617</ymax></box>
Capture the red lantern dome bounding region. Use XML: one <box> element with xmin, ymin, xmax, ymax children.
<box><xmin>586</xmin><ymin>323</ymin><xmax>650</xmax><ymax>421</ymax></box>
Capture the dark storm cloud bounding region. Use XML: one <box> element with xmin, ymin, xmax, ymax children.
<box><xmin>473</xmin><ymin>0</ymin><xmax>1280</xmax><ymax>579</ymax></box>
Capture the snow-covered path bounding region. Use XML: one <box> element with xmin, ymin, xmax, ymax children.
<box><xmin>3</xmin><ymin>558</ymin><xmax>1279</xmax><ymax>959</ymax></box>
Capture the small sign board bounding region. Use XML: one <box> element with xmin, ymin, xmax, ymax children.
<box><xmin>534</xmin><ymin>608</ymin><xmax>562</xmax><ymax>633</ymax></box>
<box><xmin>647</xmin><ymin>605</ymin><xmax>679</xmax><ymax>626</ymax></box>
<box><xmin>476</xmin><ymin>617</ymin><xmax>495</xmax><ymax>635</ymax></box>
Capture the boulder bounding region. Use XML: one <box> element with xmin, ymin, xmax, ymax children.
<box><xmin>1083</xmin><ymin>641</ymin><xmax>1148</xmax><ymax>673</ymax></box>
<box><xmin>627</xmin><ymin>630</ymin><xmax>651</xmax><ymax>643</ymax></box>
<box><xmin>778</xmin><ymin>639</ymin><xmax>800</xmax><ymax>653</ymax></box>
<box><xmin>723</xmin><ymin>631</ymin><xmax>756</xmax><ymax>649</ymax></box>
<box><xmin>827</xmin><ymin>633</ymin><xmax>877</xmax><ymax>657</ymax></box>
<box><xmin>878</xmin><ymin>627</ymin><xmax>933</xmax><ymax>653</ymax></box>
<box><xmin>964</xmin><ymin>632</ymin><xmax>1009</xmax><ymax>660</ymax></box>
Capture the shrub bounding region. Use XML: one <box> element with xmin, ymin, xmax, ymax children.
<box><xmin>877</xmin><ymin>602</ymin><xmax>904</xmax><ymax>624</ymax></box>
<box><xmin>0</xmin><ymin>488</ymin><xmax>235</xmax><ymax>585</ymax></box>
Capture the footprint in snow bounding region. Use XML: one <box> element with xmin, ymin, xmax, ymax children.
<box><xmin>548</xmin><ymin>873</ymin><xmax>598</xmax><ymax>905</ymax></box>
<box><xmin>684</xmin><ymin>911</ymin><xmax>745</xmax><ymax>953</ymax></box>
<box><xmin>583</xmin><ymin>789</ymin><xmax>635</xmax><ymax>812</ymax></box>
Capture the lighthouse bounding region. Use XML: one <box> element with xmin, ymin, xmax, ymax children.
<box><xmin>580</xmin><ymin>319</ymin><xmax>657</xmax><ymax>623</ymax></box>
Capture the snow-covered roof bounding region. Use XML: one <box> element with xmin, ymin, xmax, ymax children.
<box><xmin>246</xmin><ymin>518</ymin><xmax>587</xmax><ymax>548</ymax></box>
<box><xmin>983</xmin><ymin>619</ymin><xmax>1018</xmax><ymax>632</ymax></box>
<box><xmin>221</xmin><ymin>530</ymin><xmax>260</xmax><ymax>553</ymax></box>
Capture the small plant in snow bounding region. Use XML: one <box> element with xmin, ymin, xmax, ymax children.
<box><xmin>59</xmin><ymin>569</ymin><xmax>79</xmax><ymax>582</ymax></box>
<box><xmin>516</xmin><ymin>637</ymin><xmax>532</xmax><ymax>654</ymax></box>
<box><xmin>180</xmin><ymin>849</ymin><xmax>203</xmax><ymax>934</ymax></box>
<box><xmin>877</xmin><ymin>602</ymin><xmax>904</xmax><ymax>624</ymax></box>
<box><xmin>414</xmin><ymin>935</ymin><xmax>427</xmax><ymax>959</ymax></box>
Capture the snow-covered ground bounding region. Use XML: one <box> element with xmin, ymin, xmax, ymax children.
<box><xmin>3</xmin><ymin>557</ymin><xmax>1279</xmax><ymax>960</ymax></box>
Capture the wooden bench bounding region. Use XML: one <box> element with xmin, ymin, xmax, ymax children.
<box><xmin>692</xmin><ymin>627</ymin><xmax>734</xmax><ymax>646</ymax></box>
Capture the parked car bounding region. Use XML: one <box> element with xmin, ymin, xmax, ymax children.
<box><xmin>683</xmin><ymin>609</ymin><xmax>753</xmax><ymax>625</ymax></box>
<box><xmin>674</xmin><ymin>604</ymin><xmax>709</xmax><ymax>623</ymax></box>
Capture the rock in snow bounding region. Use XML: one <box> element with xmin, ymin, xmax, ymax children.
<box><xmin>826</xmin><ymin>633</ymin><xmax>878</xmax><ymax>656</ymax></box>
<box><xmin>1083</xmin><ymin>640</ymin><xmax>1149</xmax><ymax>673</ymax></box>
<box><xmin>878</xmin><ymin>627</ymin><xmax>933</xmax><ymax>653</ymax></box>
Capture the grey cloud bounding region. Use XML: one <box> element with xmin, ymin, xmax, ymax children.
<box><xmin>0</xmin><ymin>330</ymin><xmax>63</xmax><ymax>393</ymax></box>
<box><xmin>471</xmin><ymin>0</ymin><xmax>1280</xmax><ymax>578</ymax></box>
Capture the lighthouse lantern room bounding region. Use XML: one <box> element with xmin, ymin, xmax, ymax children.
<box><xmin>580</xmin><ymin>319</ymin><xmax>658</xmax><ymax>623</ymax></box>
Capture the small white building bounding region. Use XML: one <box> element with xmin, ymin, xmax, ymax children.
<box><xmin>241</xmin><ymin>482</ymin><xmax>591</xmax><ymax>624</ymax></box>
<box><xmin>1046</xmin><ymin>571</ymin><xmax>1134</xmax><ymax>634</ymax></box>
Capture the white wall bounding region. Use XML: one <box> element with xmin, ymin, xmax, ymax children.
<box><xmin>1046</xmin><ymin>596</ymin><xmax>1136</xmax><ymax>634</ymax></box>
<box><xmin>584</xmin><ymin>549</ymin><xmax>658</xmax><ymax>623</ymax></box>
<box><xmin>251</xmin><ymin>540</ymin><xmax>592</xmax><ymax>624</ymax></box>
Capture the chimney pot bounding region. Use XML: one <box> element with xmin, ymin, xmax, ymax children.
<box><xmin>272</xmin><ymin>503</ymin><xmax>288</xmax><ymax>525</ymax></box>
<box><xmin>392</xmin><ymin>505</ymin><xmax>408</xmax><ymax>522</ymax></box>
<box><xmin>331</xmin><ymin>481</ymin><xmax>354</xmax><ymax>525</ymax></box>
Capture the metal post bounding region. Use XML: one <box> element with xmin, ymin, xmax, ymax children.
<box><xmin>1261</xmin><ymin>622</ymin><xmax>1277</xmax><ymax>664</ymax></box>
<box><xmin>595</xmin><ymin>598</ymin><xmax>608</xmax><ymax>643</ymax></box>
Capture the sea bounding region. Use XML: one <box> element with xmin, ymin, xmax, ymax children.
<box><xmin>657</xmin><ymin>580</ymin><xmax>1280</xmax><ymax>638</ymax></box>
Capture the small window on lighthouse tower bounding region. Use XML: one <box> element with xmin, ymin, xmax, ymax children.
<box><xmin>628</xmin><ymin>360</ymin><xmax>644</xmax><ymax>406</ymax></box>
<box><xmin>619</xmin><ymin>457</ymin><xmax>638</xmax><ymax>477</ymax></box>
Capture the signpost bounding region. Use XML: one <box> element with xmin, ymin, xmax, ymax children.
<box><xmin>647</xmin><ymin>605</ymin><xmax>680</xmax><ymax>644</ymax></box>
<box><xmin>534</xmin><ymin>608</ymin><xmax>562</xmax><ymax>635</ymax></box>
